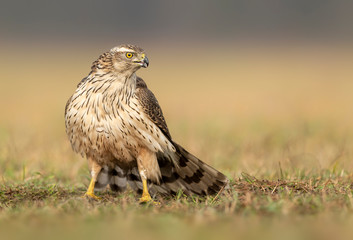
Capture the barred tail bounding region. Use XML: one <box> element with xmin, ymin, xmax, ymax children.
<box><xmin>95</xmin><ymin>143</ymin><xmax>228</xmax><ymax>197</ymax></box>
<box><xmin>94</xmin><ymin>165</ymin><xmax>127</xmax><ymax>193</ymax></box>
<box><xmin>128</xmin><ymin>142</ymin><xmax>228</xmax><ymax>196</ymax></box>
<box><xmin>161</xmin><ymin>142</ymin><xmax>228</xmax><ymax>196</ymax></box>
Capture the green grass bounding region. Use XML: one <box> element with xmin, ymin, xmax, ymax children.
<box><xmin>2</xmin><ymin>172</ymin><xmax>353</xmax><ymax>215</ymax></box>
<box><xmin>1</xmin><ymin>170</ymin><xmax>353</xmax><ymax>240</ymax></box>
<box><xmin>1</xmin><ymin>44</ymin><xmax>353</xmax><ymax>239</ymax></box>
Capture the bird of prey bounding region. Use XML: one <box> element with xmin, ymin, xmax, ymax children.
<box><xmin>65</xmin><ymin>44</ymin><xmax>228</xmax><ymax>202</ymax></box>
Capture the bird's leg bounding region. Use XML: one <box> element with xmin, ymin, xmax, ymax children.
<box><xmin>139</xmin><ymin>172</ymin><xmax>152</xmax><ymax>203</ymax></box>
<box><xmin>84</xmin><ymin>158</ymin><xmax>102</xmax><ymax>200</ymax></box>
<box><xmin>136</xmin><ymin>148</ymin><xmax>160</xmax><ymax>204</ymax></box>
<box><xmin>138</xmin><ymin>170</ymin><xmax>160</xmax><ymax>205</ymax></box>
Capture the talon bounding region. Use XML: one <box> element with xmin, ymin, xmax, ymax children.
<box><xmin>84</xmin><ymin>176</ymin><xmax>101</xmax><ymax>200</ymax></box>
<box><xmin>138</xmin><ymin>178</ymin><xmax>160</xmax><ymax>205</ymax></box>
<box><xmin>139</xmin><ymin>194</ymin><xmax>152</xmax><ymax>203</ymax></box>
<box><xmin>139</xmin><ymin>196</ymin><xmax>160</xmax><ymax>205</ymax></box>
<box><xmin>84</xmin><ymin>192</ymin><xmax>101</xmax><ymax>200</ymax></box>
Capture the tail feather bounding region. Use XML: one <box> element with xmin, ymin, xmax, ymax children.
<box><xmin>94</xmin><ymin>165</ymin><xmax>127</xmax><ymax>193</ymax></box>
<box><xmin>145</xmin><ymin>142</ymin><xmax>228</xmax><ymax>196</ymax></box>
<box><xmin>109</xmin><ymin>166</ymin><xmax>127</xmax><ymax>193</ymax></box>
<box><xmin>170</xmin><ymin>142</ymin><xmax>228</xmax><ymax>195</ymax></box>
<box><xmin>94</xmin><ymin>142</ymin><xmax>228</xmax><ymax>197</ymax></box>
<box><xmin>94</xmin><ymin>166</ymin><xmax>110</xmax><ymax>191</ymax></box>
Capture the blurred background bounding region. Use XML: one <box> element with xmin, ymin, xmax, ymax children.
<box><xmin>1</xmin><ymin>1</ymin><xmax>353</xmax><ymax>240</ymax></box>
<box><xmin>1</xmin><ymin>0</ymin><xmax>353</xmax><ymax>179</ymax></box>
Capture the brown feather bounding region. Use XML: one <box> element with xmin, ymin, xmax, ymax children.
<box><xmin>65</xmin><ymin>44</ymin><xmax>228</xmax><ymax>198</ymax></box>
<box><xmin>135</xmin><ymin>77</ymin><xmax>172</xmax><ymax>140</ymax></box>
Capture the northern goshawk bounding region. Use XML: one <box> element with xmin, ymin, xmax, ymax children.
<box><xmin>65</xmin><ymin>44</ymin><xmax>228</xmax><ymax>202</ymax></box>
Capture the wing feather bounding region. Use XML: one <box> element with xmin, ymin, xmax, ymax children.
<box><xmin>134</xmin><ymin>77</ymin><xmax>172</xmax><ymax>141</ymax></box>
<box><xmin>133</xmin><ymin>77</ymin><xmax>228</xmax><ymax>196</ymax></box>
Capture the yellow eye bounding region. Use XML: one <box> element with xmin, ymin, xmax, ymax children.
<box><xmin>126</xmin><ymin>52</ymin><xmax>133</xmax><ymax>58</ymax></box>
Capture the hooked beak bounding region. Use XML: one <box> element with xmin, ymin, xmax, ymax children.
<box><xmin>142</xmin><ymin>56</ymin><xmax>149</xmax><ymax>68</ymax></box>
<box><xmin>134</xmin><ymin>54</ymin><xmax>149</xmax><ymax>68</ymax></box>
<box><xmin>139</xmin><ymin>53</ymin><xmax>149</xmax><ymax>68</ymax></box>
<box><xmin>134</xmin><ymin>53</ymin><xmax>150</xmax><ymax>68</ymax></box>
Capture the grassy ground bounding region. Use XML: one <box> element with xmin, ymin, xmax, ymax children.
<box><xmin>1</xmin><ymin>42</ymin><xmax>353</xmax><ymax>240</ymax></box>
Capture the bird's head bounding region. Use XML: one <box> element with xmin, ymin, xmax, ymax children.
<box><xmin>107</xmin><ymin>44</ymin><xmax>149</xmax><ymax>75</ymax></box>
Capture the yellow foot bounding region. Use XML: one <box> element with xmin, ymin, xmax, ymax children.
<box><xmin>139</xmin><ymin>194</ymin><xmax>160</xmax><ymax>205</ymax></box>
<box><xmin>84</xmin><ymin>192</ymin><xmax>101</xmax><ymax>200</ymax></box>
<box><xmin>139</xmin><ymin>194</ymin><xmax>152</xmax><ymax>203</ymax></box>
